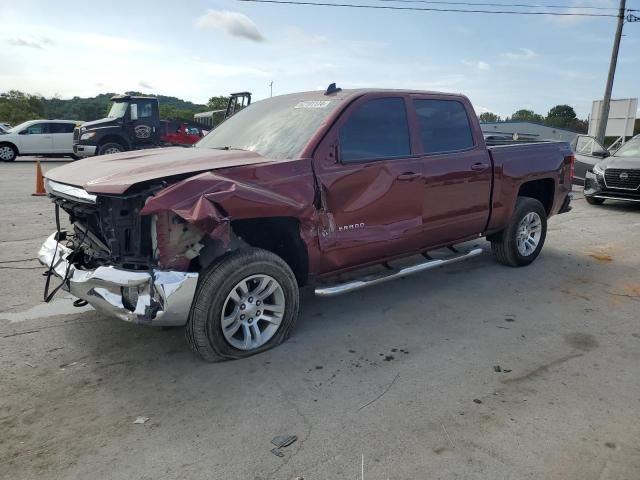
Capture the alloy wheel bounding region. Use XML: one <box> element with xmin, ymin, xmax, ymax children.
<box><xmin>220</xmin><ymin>274</ymin><xmax>286</xmax><ymax>350</ymax></box>
<box><xmin>516</xmin><ymin>212</ymin><xmax>542</xmax><ymax>256</ymax></box>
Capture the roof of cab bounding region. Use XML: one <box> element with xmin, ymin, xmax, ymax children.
<box><xmin>258</xmin><ymin>88</ymin><xmax>470</xmax><ymax>105</ymax></box>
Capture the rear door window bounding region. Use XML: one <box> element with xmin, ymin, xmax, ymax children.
<box><xmin>414</xmin><ymin>99</ymin><xmax>474</xmax><ymax>154</ymax></box>
<box><xmin>339</xmin><ymin>97</ymin><xmax>411</xmax><ymax>162</ymax></box>
<box><xmin>49</xmin><ymin>123</ymin><xmax>75</xmax><ymax>133</ymax></box>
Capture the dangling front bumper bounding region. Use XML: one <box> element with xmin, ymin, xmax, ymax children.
<box><xmin>38</xmin><ymin>233</ymin><xmax>198</xmax><ymax>326</ymax></box>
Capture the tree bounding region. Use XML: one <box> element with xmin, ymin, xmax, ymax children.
<box><xmin>479</xmin><ymin>112</ymin><xmax>501</xmax><ymax>123</ymax></box>
<box><xmin>1</xmin><ymin>90</ymin><xmax>210</xmax><ymax>124</ymax></box>
<box><xmin>572</xmin><ymin>119</ymin><xmax>588</xmax><ymax>134</ymax></box>
<box><xmin>208</xmin><ymin>96</ymin><xmax>229</xmax><ymax>111</ymax></box>
<box><xmin>546</xmin><ymin>105</ymin><xmax>577</xmax><ymax>129</ymax></box>
<box><xmin>511</xmin><ymin>109</ymin><xmax>544</xmax><ymax>123</ymax></box>
<box><xmin>0</xmin><ymin>90</ymin><xmax>46</xmax><ymax>125</ymax></box>
<box><xmin>159</xmin><ymin>104</ymin><xmax>199</xmax><ymax>120</ymax></box>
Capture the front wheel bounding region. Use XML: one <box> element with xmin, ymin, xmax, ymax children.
<box><xmin>0</xmin><ymin>144</ymin><xmax>17</xmax><ymax>162</ymax></box>
<box><xmin>98</xmin><ymin>142</ymin><xmax>124</xmax><ymax>155</ymax></box>
<box><xmin>585</xmin><ymin>196</ymin><xmax>605</xmax><ymax>206</ymax></box>
<box><xmin>186</xmin><ymin>248</ymin><xmax>300</xmax><ymax>362</ymax></box>
<box><xmin>491</xmin><ymin>197</ymin><xmax>548</xmax><ymax>267</ymax></box>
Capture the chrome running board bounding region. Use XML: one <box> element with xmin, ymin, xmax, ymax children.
<box><xmin>314</xmin><ymin>247</ymin><xmax>483</xmax><ymax>297</ymax></box>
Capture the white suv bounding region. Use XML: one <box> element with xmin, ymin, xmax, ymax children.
<box><xmin>0</xmin><ymin>120</ymin><xmax>81</xmax><ymax>162</ymax></box>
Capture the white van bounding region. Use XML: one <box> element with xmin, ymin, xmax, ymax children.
<box><xmin>0</xmin><ymin>120</ymin><xmax>81</xmax><ymax>161</ymax></box>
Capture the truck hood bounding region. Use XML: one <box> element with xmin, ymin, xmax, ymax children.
<box><xmin>45</xmin><ymin>147</ymin><xmax>275</xmax><ymax>194</ymax></box>
<box><xmin>81</xmin><ymin>117</ymin><xmax>119</xmax><ymax>129</ymax></box>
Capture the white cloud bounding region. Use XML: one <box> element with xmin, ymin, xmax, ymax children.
<box><xmin>502</xmin><ymin>48</ymin><xmax>537</xmax><ymax>60</ymax></box>
<box><xmin>139</xmin><ymin>80</ymin><xmax>153</xmax><ymax>89</ymax></box>
<box><xmin>196</xmin><ymin>10</ymin><xmax>265</xmax><ymax>42</ymax></box>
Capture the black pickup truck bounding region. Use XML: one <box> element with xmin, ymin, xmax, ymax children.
<box><xmin>73</xmin><ymin>95</ymin><xmax>165</xmax><ymax>157</ymax></box>
<box><xmin>73</xmin><ymin>93</ymin><xmax>251</xmax><ymax>158</ymax></box>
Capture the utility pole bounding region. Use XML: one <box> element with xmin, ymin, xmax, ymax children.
<box><xmin>269</xmin><ymin>81</ymin><xmax>274</xmax><ymax>98</ymax></box>
<box><xmin>595</xmin><ymin>0</ymin><xmax>626</xmax><ymax>145</ymax></box>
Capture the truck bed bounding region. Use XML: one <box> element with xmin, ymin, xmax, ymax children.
<box><xmin>485</xmin><ymin>140</ymin><xmax>574</xmax><ymax>233</ymax></box>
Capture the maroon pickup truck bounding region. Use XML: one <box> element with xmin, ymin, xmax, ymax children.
<box><xmin>39</xmin><ymin>86</ymin><xmax>574</xmax><ymax>361</ymax></box>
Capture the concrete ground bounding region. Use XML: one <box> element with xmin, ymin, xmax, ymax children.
<box><xmin>1</xmin><ymin>158</ymin><xmax>639</xmax><ymax>480</ymax></box>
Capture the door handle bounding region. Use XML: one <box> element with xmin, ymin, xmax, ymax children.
<box><xmin>397</xmin><ymin>172</ymin><xmax>423</xmax><ymax>181</ymax></box>
<box><xmin>471</xmin><ymin>163</ymin><xmax>489</xmax><ymax>172</ymax></box>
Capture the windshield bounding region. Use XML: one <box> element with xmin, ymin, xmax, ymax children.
<box><xmin>107</xmin><ymin>101</ymin><xmax>129</xmax><ymax>118</ymax></box>
<box><xmin>196</xmin><ymin>94</ymin><xmax>344</xmax><ymax>159</ymax></box>
<box><xmin>613</xmin><ymin>137</ymin><xmax>640</xmax><ymax>158</ymax></box>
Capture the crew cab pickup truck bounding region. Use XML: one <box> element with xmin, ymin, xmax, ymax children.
<box><xmin>38</xmin><ymin>87</ymin><xmax>574</xmax><ymax>361</ymax></box>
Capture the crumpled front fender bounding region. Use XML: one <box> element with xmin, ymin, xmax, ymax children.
<box><xmin>140</xmin><ymin>167</ymin><xmax>317</xmax><ymax>247</ymax></box>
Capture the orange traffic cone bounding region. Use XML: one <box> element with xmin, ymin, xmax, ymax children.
<box><xmin>32</xmin><ymin>161</ymin><xmax>46</xmax><ymax>196</ymax></box>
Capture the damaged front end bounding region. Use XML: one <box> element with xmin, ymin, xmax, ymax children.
<box><xmin>38</xmin><ymin>180</ymin><xmax>203</xmax><ymax>326</ymax></box>
<box><xmin>38</xmin><ymin>233</ymin><xmax>198</xmax><ymax>325</ymax></box>
<box><xmin>38</xmin><ymin>164</ymin><xmax>316</xmax><ymax>326</ymax></box>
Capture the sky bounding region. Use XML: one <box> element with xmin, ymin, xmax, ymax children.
<box><xmin>1</xmin><ymin>0</ymin><xmax>639</xmax><ymax>119</ymax></box>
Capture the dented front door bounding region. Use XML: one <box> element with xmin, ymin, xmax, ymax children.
<box><xmin>313</xmin><ymin>94</ymin><xmax>425</xmax><ymax>272</ymax></box>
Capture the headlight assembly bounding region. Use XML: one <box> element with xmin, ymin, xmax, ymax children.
<box><xmin>80</xmin><ymin>131</ymin><xmax>96</xmax><ymax>140</ymax></box>
<box><xmin>593</xmin><ymin>164</ymin><xmax>605</xmax><ymax>176</ymax></box>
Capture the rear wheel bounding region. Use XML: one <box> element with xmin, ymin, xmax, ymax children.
<box><xmin>0</xmin><ymin>144</ymin><xmax>17</xmax><ymax>162</ymax></box>
<box><xmin>98</xmin><ymin>142</ymin><xmax>124</xmax><ymax>155</ymax></box>
<box><xmin>585</xmin><ymin>196</ymin><xmax>605</xmax><ymax>206</ymax></box>
<box><xmin>186</xmin><ymin>248</ymin><xmax>299</xmax><ymax>362</ymax></box>
<box><xmin>491</xmin><ymin>197</ymin><xmax>547</xmax><ymax>267</ymax></box>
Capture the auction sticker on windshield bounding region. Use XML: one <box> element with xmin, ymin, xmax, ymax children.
<box><xmin>294</xmin><ymin>101</ymin><xmax>331</xmax><ymax>109</ymax></box>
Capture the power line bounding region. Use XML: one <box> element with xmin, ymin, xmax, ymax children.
<box><xmin>236</xmin><ymin>0</ymin><xmax>621</xmax><ymax>16</ymax></box>
<box><xmin>373</xmin><ymin>0</ymin><xmax>619</xmax><ymax>10</ymax></box>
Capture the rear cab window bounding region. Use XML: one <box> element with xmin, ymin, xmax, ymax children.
<box><xmin>414</xmin><ymin>99</ymin><xmax>474</xmax><ymax>154</ymax></box>
<box><xmin>339</xmin><ymin>97</ymin><xmax>411</xmax><ymax>162</ymax></box>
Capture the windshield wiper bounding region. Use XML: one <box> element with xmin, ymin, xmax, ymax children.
<box><xmin>211</xmin><ymin>146</ymin><xmax>248</xmax><ymax>151</ymax></box>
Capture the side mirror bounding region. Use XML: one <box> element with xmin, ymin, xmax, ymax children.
<box><xmin>19</xmin><ymin>130</ymin><xmax>28</xmax><ymax>135</ymax></box>
<box><xmin>592</xmin><ymin>149</ymin><xmax>609</xmax><ymax>158</ymax></box>
<box><xmin>130</xmin><ymin>104</ymin><xmax>138</xmax><ymax>121</ymax></box>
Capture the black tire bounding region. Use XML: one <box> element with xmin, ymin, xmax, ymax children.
<box><xmin>491</xmin><ymin>197</ymin><xmax>548</xmax><ymax>267</ymax></box>
<box><xmin>0</xmin><ymin>143</ymin><xmax>17</xmax><ymax>162</ymax></box>
<box><xmin>98</xmin><ymin>142</ymin><xmax>124</xmax><ymax>155</ymax></box>
<box><xmin>585</xmin><ymin>196</ymin><xmax>605</xmax><ymax>206</ymax></box>
<box><xmin>186</xmin><ymin>248</ymin><xmax>300</xmax><ymax>362</ymax></box>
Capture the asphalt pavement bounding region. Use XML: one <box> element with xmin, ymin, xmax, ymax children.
<box><xmin>1</xmin><ymin>159</ymin><xmax>639</xmax><ymax>480</ymax></box>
